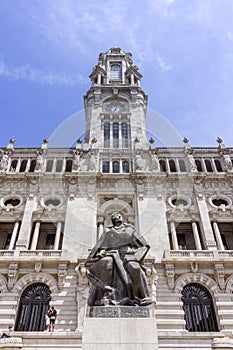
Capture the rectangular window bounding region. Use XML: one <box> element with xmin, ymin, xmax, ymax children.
<box><xmin>102</xmin><ymin>161</ymin><xmax>110</xmax><ymax>173</ymax></box>
<box><xmin>176</xmin><ymin>223</ymin><xmax>196</xmax><ymax>250</ymax></box>
<box><xmin>104</xmin><ymin>122</ymin><xmax>110</xmax><ymax>148</ymax></box>
<box><xmin>36</xmin><ymin>223</ymin><xmax>56</xmax><ymax>250</ymax></box>
<box><xmin>0</xmin><ymin>223</ymin><xmax>15</xmax><ymax>250</ymax></box>
<box><xmin>121</xmin><ymin>123</ymin><xmax>128</xmax><ymax>148</ymax></box>
<box><xmin>113</xmin><ymin>123</ymin><xmax>119</xmax><ymax>148</ymax></box>
<box><xmin>218</xmin><ymin>223</ymin><xmax>233</xmax><ymax>249</ymax></box>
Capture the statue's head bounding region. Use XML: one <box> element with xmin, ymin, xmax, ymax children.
<box><xmin>111</xmin><ymin>212</ymin><xmax>123</xmax><ymax>225</ymax></box>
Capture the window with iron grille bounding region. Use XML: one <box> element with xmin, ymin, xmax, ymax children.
<box><xmin>181</xmin><ymin>283</ymin><xmax>219</xmax><ymax>332</ymax></box>
<box><xmin>15</xmin><ymin>283</ymin><xmax>51</xmax><ymax>331</ymax></box>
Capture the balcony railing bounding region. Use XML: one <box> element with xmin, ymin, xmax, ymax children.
<box><xmin>163</xmin><ymin>250</ymin><xmax>233</xmax><ymax>259</ymax></box>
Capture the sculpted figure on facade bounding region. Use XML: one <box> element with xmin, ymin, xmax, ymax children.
<box><xmin>222</xmin><ymin>153</ymin><xmax>233</xmax><ymax>172</ymax></box>
<box><xmin>73</xmin><ymin>150</ymin><xmax>82</xmax><ymax>172</ymax></box>
<box><xmin>80</xmin><ymin>151</ymin><xmax>97</xmax><ymax>171</ymax></box>
<box><xmin>186</xmin><ymin>151</ymin><xmax>197</xmax><ymax>172</ymax></box>
<box><xmin>150</xmin><ymin>149</ymin><xmax>159</xmax><ymax>171</ymax></box>
<box><xmin>0</xmin><ymin>150</ymin><xmax>10</xmax><ymax>172</ymax></box>
<box><xmin>35</xmin><ymin>150</ymin><xmax>45</xmax><ymax>172</ymax></box>
<box><xmin>85</xmin><ymin>212</ymin><xmax>152</xmax><ymax>306</ymax></box>
<box><xmin>135</xmin><ymin>152</ymin><xmax>145</xmax><ymax>171</ymax></box>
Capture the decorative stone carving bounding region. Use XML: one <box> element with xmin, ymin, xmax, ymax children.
<box><xmin>220</xmin><ymin>152</ymin><xmax>233</xmax><ymax>172</ymax></box>
<box><xmin>34</xmin><ymin>262</ymin><xmax>42</xmax><ymax>273</ymax></box>
<box><xmin>6</xmin><ymin>137</ymin><xmax>15</xmax><ymax>150</ymax></box>
<box><xmin>0</xmin><ymin>150</ymin><xmax>11</xmax><ymax>172</ymax></box>
<box><xmin>75</xmin><ymin>262</ymin><xmax>89</xmax><ymax>330</ymax></box>
<box><xmin>165</xmin><ymin>263</ymin><xmax>175</xmax><ymax>289</ymax></box>
<box><xmin>149</xmin><ymin>149</ymin><xmax>159</xmax><ymax>171</ymax></box>
<box><xmin>144</xmin><ymin>261</ymin><xmax>157</xmax><ymax>303</ymax></box>
<box><xmin>214</xmin><ymin>263</ymin><xmax>225</xmax><ymax>290</ymax></box>
<box><xmin>58</xmin><ymin>263</ymin><xmax>68</xmax><ymax>288</ymax></box>
<box><xmin>85</xmin><ymin>212</ymin><xmax>153</xmax><ymax>307</ymax></box>
<box><xmin>135</xmin><ymin>151</ymin><xmax>151</xmax><ymax>171</ymax></box>
<box><xmin>35</xmin><ymin>150</ymin><xmax>45</xmax><ymax>172</ymax></box>
<box><xmin>80</xmin><ymin>151</ymin><xmax>97</xmax><ymax>171</ymax></box>
<box><xmin>185</xmin><ymin>149</ymin><xmax>197</xmax><ymax>172</ymax></box>
<box><xmin>212</xmin><ymin>337</ymin><xmax>233</xmax><ymax>347</ymax></box>
<box><xmin>8</xmin><ymin>263</ymin><xmax>18</xmax><ymax>290</ymax></box>
<box><xmin>72</xmin><ymin>150</ymin><xmax>82</xmax><ymax>172</ymax></box>
<box><xmin>190</xmin><ymin>262</ymin><xmax>198</xmax><ymax>273</ymax></box>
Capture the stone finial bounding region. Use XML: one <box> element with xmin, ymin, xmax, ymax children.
<box><xmin>76</xmin><ymin>138</ymin><xmax>83</xmax><ymax>149</ymax></box>
<box><xmin>41</xmin><ymin>138</ymin><xmax>49</xmax><ymax>150</ymax></box>
<box><xmin>183</xmin><ymin>137</ymin><xmax>191</xmax><ymax>150</ymax></box>
<box><xmin>217</xmin><ymin>137</ymin><xmax>225</xmax><ymax>149</ymax></box>
<box><xmin>6</xmin><ymin>137</ymin><xmax>15</xmax><ymax>149</ymax></box>
<box><xmin>149</xmin><ymin>137</ymin><xmax>155</xmax><ymax>144</ymax></box>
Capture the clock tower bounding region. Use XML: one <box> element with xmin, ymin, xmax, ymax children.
<box><xmin>84</xmin><ymin>47</ymin><xmax>148</xmax><ymax>173</ymax></box>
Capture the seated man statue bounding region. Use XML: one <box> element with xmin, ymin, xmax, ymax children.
<box><xmin>85</xmin><ymin>212</ymin><xmax>152</xmax><ymax>307</ymax></box>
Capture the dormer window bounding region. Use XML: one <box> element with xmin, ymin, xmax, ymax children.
<box><xmin>110</xmin><ymin>64</ymin><xmax>121</xmax><ymax>80</ymax></box>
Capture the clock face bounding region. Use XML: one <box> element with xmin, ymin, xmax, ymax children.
<box><xmin>107</xmin><ymin>104</ymin><xmax>125</xmax><ymax>113</ymax></box>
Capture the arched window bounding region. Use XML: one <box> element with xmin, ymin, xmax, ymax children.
<box><xmin>112</xmin><ymin>161</ymin><xmax>120</xmax><ymax>173</ymax></box>
<box><xmin>110</xmin><ymin>64</ymin><xmax>121</xmax><ymax>80</ymax></box>
<box><xmin>55</xmin><ymin>160</ymin><xmax>63</xmax><ymax>172</ymax></box>
<box><xmin>121</xmin><ymin>123</ymin><xmax>129</xmax><ymax>148</ymax></box>
<box><xmin>122</xmin><ymin>161</ymin><xmax>129</xmax><ymax>173</ymax></box>
<box><xmin>181</xmin><ymin>283</ymin><xmax>219</xmax><ymax>332</ymax></box>
<box><xmin>102</xmin><ymin>161</ymin><xmax>110</xmax><ymax>173</ymax></box>
<box><xmin>15</xmin><ymin>283</ymin><xmax>51</xmax><ymax>331</ymax></box>
<box><xmin>46</xmin><ymin>160</ymin><xmax>53</xmax><ymax>172</ymax></box>
<box><xmin>159</xmin><ymin>160</ymin><xmax>166</xmax><ymax>172</ymax></box>
<box><xmin>19</xmin><ymin>160</ymin><xmax>27</xmax><ymax>172</ymax></box>
<box><xmin>214</xmin><ymin>159</ymin><xmax>223</xmax><ymax>172</ymax></box>
<box><xmin>104</xmin><ymin>122</ymin><xmax>110</xmax><ymax>148</ymax></box>
<box><xmin>169</xmin><ymin>159</ymin><xmax>176</xmax><ymax>172</ymax></box>
<box><xmin>195</xmin><ymin>159</ymin><xmax>203</xmax><ymax>172</ymax></box>
<box><xmin>65</xmin><ymin>159</ymin><xmax>73</xmax><ymax>172</ymax></box>
<box><xmin>205</xmin><ymin>159</ymin><xmax>213</xmax><ymax>172</ymax></box>
<box><xmin>10</xmin><ymin>159</ymin><xmax>18</xmax><ymax>172</ymax></box>
<box><xmin>29</xmin><ymin>159</ymin><xmax>37</xmax><ymax>172</ymax></box>
<box><xmin>179</xmin><ymin>159</ymin><xmax>186</xmax><ymax>172</ymax></box>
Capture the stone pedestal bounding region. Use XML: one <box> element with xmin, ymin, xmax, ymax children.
<box><xmin>82</xmin><ymin>306</ymin><xmax>158</xmax><ymax>350</ymax></box>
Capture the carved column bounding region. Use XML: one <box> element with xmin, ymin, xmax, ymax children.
<box><xmin>214</xmin><ymin>263</ymin><xmax>225</xmax><ymax>290</ymax></box>
<box><xmin>16</xmin><ymin>195</ymin><xmax>37</xmax><ymax>249</ymax></box>
<box><xmin>213</xmin><ymin>222</ymin><xmax>224</xmax><ymax>250</ymax></box>
<box><xmin>30</xmin><ymin>222</ymin><xmax>40</xmax><ymax>250</ymax></box>
<box><xmin>8</xmin><ymin>222</ymin><xmax>20</xmax><ymax>250</ymax></box>
<box><xmin>75</xmin><ymin>262</ymin><xmax>89</xmax><ymax>331</ymax></box>
<box><xmin>8</xmin><ymin>263</ymin><xmax>18</xmax><ymax>290</ymax></box>
<box><xmin>54</xmin><ymin>222</ymin><xmax>62</xmax><ymax>250</ymax></box>
<box><xmin>97</xmin><ymin>73</ymin><xmax>101</xmax><ymax>85</ymax></box>
<box><xmin>170</xmin><ymin>221</ymin><xmax>178</xmax><ymax>250</ymax></box>
<box><xmin>165</xmin><ymin>263</ymin><xmax>175</xmax><ymax>289</ymax></box>
<box><xmin>192</xmin><ymin>222</ymin><xmax>202</xmax><ymax>250</ymax></box>
<box><xmin>195</xmin><ymin>193</ymin><xmax>217</xmax><ymax>250</ymax></box>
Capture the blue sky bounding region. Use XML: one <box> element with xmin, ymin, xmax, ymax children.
<box><xmin>0</xmin><ymin>0</ymin><xmax>233</xmax><ymax>147</ymax></box>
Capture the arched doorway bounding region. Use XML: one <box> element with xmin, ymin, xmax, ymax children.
<box><xmin>15</xmin><ymin>283</ymin><xmax>51</xmax><ymax>331</ymax></box>
<box><xmin>181</xmin><ymin>283</ymin><xmax>219</xmax><ymax>332</ymax></box>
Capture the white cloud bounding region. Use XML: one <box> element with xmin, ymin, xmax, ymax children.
<box><xmin>0</xmin><ymin>58</ymin><xmax>86</xmax><ymax>86</ymax></box>
<box><xmin>156</xmin><ymin>55</ymin><xmax>173</xmax><ymax>71</ymax></box>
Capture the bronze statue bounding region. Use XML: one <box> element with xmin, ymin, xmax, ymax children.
<box><xmin>85</xmin><ymin>212</ymin><xmax>152</xmax><ymax>306</ymax></box>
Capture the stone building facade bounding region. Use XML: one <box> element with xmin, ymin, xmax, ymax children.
<box><xmin>0</xmin><ymin>47</ymin><xmax>233</xmax><ymax>349</ymax></box>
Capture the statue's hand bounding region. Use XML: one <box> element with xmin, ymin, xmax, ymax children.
<box><xmin>97</xmin><ymin>249</ymin><xmax>106</xmax><ymax>258</ymax></box>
